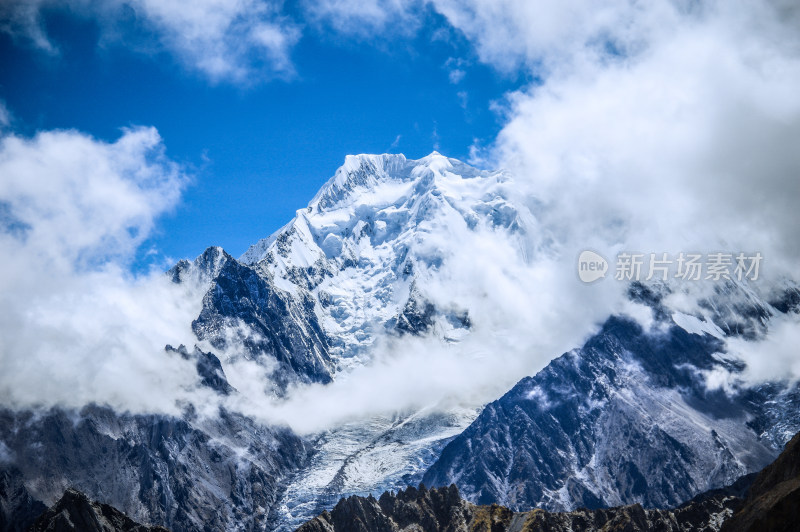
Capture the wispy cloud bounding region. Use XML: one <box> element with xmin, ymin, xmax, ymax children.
<box><xmin>302</xmin><ymin>0</ymin><xmax>423</xmax><ymax>37</ymax></box>
<box><xmin>0</xmin><ymin>0</ymin><xmax>301</xmax><ymax>84</ymax></box>
<box><xmin>444</xmin><ymin>56</ymin><xmax>469</xmax><ymax>86</ymax></box>
<box><xmin>0</xmin><ymin>101</ymin><xmax>10</xmax><ymax>128</ymax></box>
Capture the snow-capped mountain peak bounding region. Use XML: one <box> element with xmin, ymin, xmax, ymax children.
<box><xmin>304</xmin><ymin>151</ymin><xmax>492</xmax><ymax>214</ymax></box>
<box><xmin>237</xmin><ymin>153</ymin><xmax>524</xmax><ymax>362</ymax></box>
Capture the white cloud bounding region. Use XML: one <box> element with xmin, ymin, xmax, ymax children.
<box><xmin>129</xmin><ymin>0</ymin><xmax>300</xmax><ymax>82</ymax></box>
<box><xmin>429</xmin><ymin>0</ymin><xmax>662</xmax><ymax>73</ymax></box>
<box><xmin>445</xmin><ymin>56</ymin><xmax>468</xmax><ymax>84</ymax></box>
<box><xmin>303</xmin><ymin>0</ymin><xmax>422</xmax><ymax>36</ymax></box>
<box><xmin>0</xmin><ymin>0</ymin><xmax>58</xmax><ymax>54</ymax></box>
<box><xmin>243</xmin><ymin>0</ymin><xmax>800</xmax><ymax>430</ymax></box>
<box><xmin>0</xmin><ymin>126</ymin><xmax>209</xmax><ymax>415</ymax></box>
<box><xmin>417</xmin><ymin>1</ymin><xmax>800</xmax><ymax>273</ymax></box>
<box><xmin>467</xmin><ymin>0</ymin><xmax>800</xmax><ymax>385</ymax></box>
<box><xmin>727</xmin><ymin>313</ymin><xmax>800</xmax><ymax>385</ymax></box>
<box><xmin>0</xmin><ymin>101</ymin><xmax>11</xmax><ymax>128</ymax></box>
<box><xmin>448</xmin><ymin>69</ymin><xmax>465</xmax><ymax>84</ymax></box>
<box><xmin>0</xmin><ymin>0</ymin><xmax>301</xmax><ymax>84</ymax></box>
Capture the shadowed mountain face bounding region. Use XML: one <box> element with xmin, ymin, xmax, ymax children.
<box><xmin>422</xmin><ymin>311</ymin><xmax>800</xmax><ymax>512</ymax></box>
<box><xmin>28</xmin><ymin>489</ymin><xmax>169</xmax><ymax>532</ymax></box>
<box><xmin>720</xmin><ymin>431</ymin><xmax>800</xmax><ymax>532</ymax></box>
<box><xmin>170</xmin><ymin>246</ymin><xmax>334</xmax><ymax>391</ymax></box>
<box><xmin>0</xmin><ymin>468</ymin><xmax>47</xmax><ymax>532</ymax></box>
<box><xmin>0</xmin><ymin>406</ymin><xmax>309</xmax><ymax>532</ymax></box>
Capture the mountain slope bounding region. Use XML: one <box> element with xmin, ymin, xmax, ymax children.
<box><xmin>239</xmin><ymin>152</ymin><xmax>518</xmax><ymax>361</ymax></box>
<box><xmin>0</xmin><ymin>404</ymin><xmax>309</xmax><ymax>532</ymax></box>
<box><xmin>422</xmin><ymin>302</ymin><xmax>800</xmax><ymax>512</ymax></box>
<box><xmin>170</xmin><ymin>246</ymin><xmax>333</xmax><ymax>390</ymax></box>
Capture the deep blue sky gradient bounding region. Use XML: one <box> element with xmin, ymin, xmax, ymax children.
<box><xmin>0</xmin><ymin>8</ymin><xmax>523</xmax><ymax>264</ymax></box>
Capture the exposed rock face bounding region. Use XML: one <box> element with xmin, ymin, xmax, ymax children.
<box><xmin>0</xmin><ymin>406</ymin><xmax>309</xmax><ymax>532</ymax></box>
<box><xmin>296</xmin><ymin>485</ymin><xmax>471</xmax><ymax>532</ymax></box>
<box><xmin>170</xmin><ymin>246</ymin><xmax>334</xmax><ymax>390</ymax></box>
<box><xmin>0</xmin><ymin>468</ymin><xmax>47</xmax><ymax>532</ymax></box>
<box><xmin>721</xmin><ymin>432</ymin><xmax>800</xmax><ymax>532</ymax></box>
<box><xmin>28</xmin><ymin>488</ymin><xmax>168</xmax><ymax>532</ymax></box>
<box><xmin>423</xmin><ymin>311</ymin><xmax>800</xmax><ymax>512</ymax></box>
<box><xmin>296</xmin><ymin>481</ymin><xmax>747</xmax><ymax>532</ymax></box>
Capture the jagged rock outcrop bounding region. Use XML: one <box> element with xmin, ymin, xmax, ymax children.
<box><xmin>170</xmin><ymin>246</ymin><xmax>334</xmax><ymax>390</ymax></box>
<box><xmin>296</xmin><ymin>484</ymin><xmax>470</xmax><ymax>532</ymax></box>
<box><xmin>296</xmin><ymin>480</ymin><xmax>748</xmax><ymax>532</ymax></box>
<box><xmin>28</xmin><ymin>488</ymin><xmax>168</xmax><ymax>532</ymax></box>
<box><xmin>720</xmin><ymin>431</ymin><xmax>800</xmax><ymax>532</ymax></box>
<box><xmin>164</xmin><ymin>344</ymin><xmax>234</xmax><ymax>396</ymax></box>
<box><xmin>0</xmin><ymin>468</ymin><xmax>47</xmax><ymax>532</ymax></box>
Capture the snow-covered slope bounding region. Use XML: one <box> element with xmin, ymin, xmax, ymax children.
<box><xmin>240</xmin><ymin>152</ymin><xmax>523</xmax><ymax>363</ymax></box>
<box><xmin>270</xmin><ymin>406</ymin><xmax>478</xmax><ymax>531</ymax></box>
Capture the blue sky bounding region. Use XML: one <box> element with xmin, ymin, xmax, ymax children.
<box><xmin>0</xmin><ymin>5</ymin><xmax>523</xmax><ymax>264</ymax></box>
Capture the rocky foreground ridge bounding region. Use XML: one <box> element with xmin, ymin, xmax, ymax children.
<box><xmin>296</xmin><ymin>430</ymin><xmax>800</xmax><ymax>532</ymax></box>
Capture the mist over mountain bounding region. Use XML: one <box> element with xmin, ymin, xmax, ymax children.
<box><xmin>2</xmin><ymin>153</ymin><xmax>799</xmax><ymax>531</ymax></box>
<box><xmin>2</xmin><ymin>0</ymin><xmax>800</xmax><ymax>530</ymax></box>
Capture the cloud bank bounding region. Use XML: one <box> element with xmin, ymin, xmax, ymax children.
<box><xmin>233</xmin><ymin>0</ymin><xmax>800</xmax><ymax>431</ymax></box>
<box><xmin>0</xmin><ymin>127</ymin><xmax>209</xmax><ymax>415</ymax></box>
<box><xmin>2</xmin><ymin>0</ymin><xmax>799</xmax><ymax>430</ymax></box>
<box><xmin>472</xmin><ymin>0</ymin><xmax>800</xmax><ymax>384</ymax></box>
